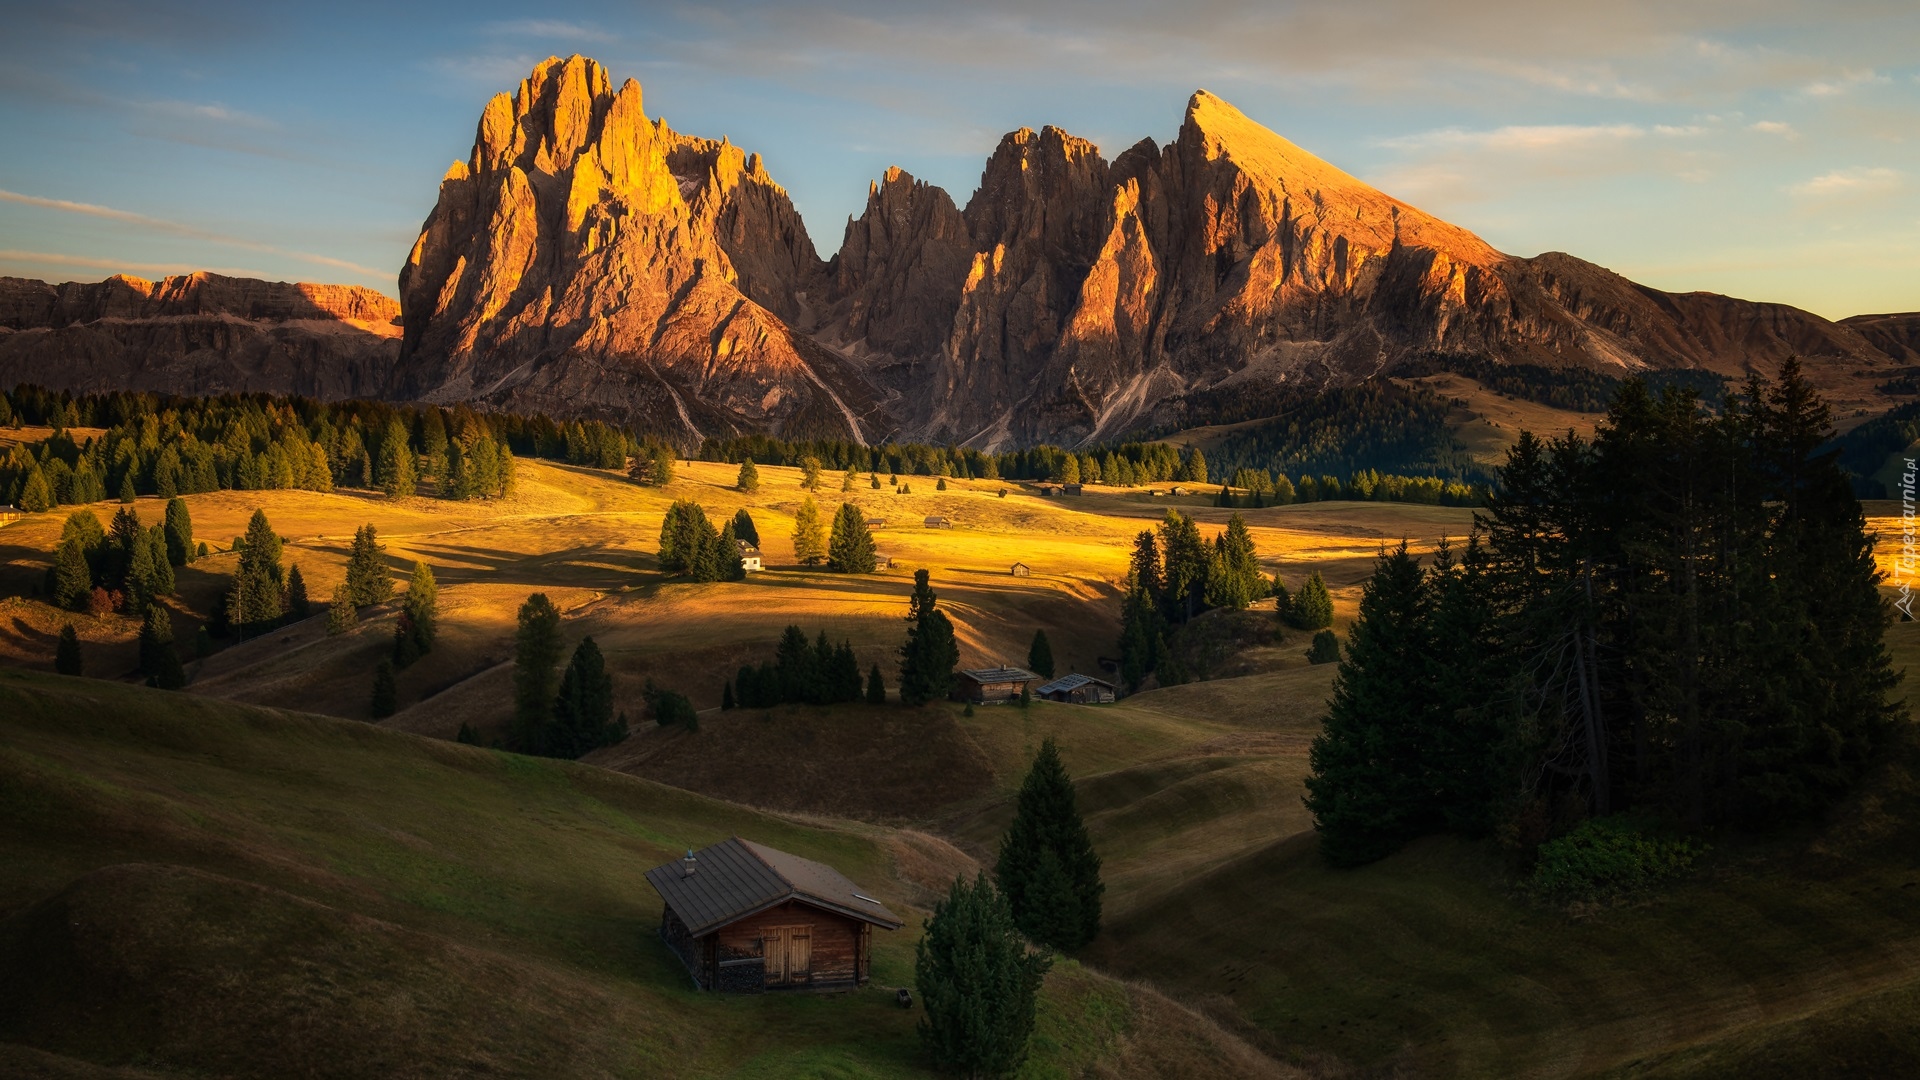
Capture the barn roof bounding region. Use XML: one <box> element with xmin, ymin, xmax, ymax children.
<box><xmin>1036</xmin><ymin>673</ymin><xmax>1114</xmax><ymax>695</ymax></box>
<box><xmin>959</xmin><ymin>667</ymin><xmax>1037</xmax><ymax>683</ymax></box>
<box><xmin>644</xmin><ymin>837</ymin><xmax>903</xmax><ymax>936</ymax></box>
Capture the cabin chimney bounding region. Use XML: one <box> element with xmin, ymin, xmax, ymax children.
<box><xmin>681</xmin><ymin>847</ymin><xmax>697</xmax><ymax>877</ymax></box>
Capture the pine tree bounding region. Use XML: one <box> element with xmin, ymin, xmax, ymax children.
<box><xmin>392</xmin><ymin>560</ymin><xmax>437</xmax><ymax>665</ymax></box>
<box><xmin>552</xmin><ymin>636</ymin><xmax>615</xmax><ymax>758</ymax></box>
<box><xmin>124</xmin><ymin>524</ymin><xmax>158</xmax><ymax>613</ymax></box>
<box><xmin>327</xmin><ymin>583</ymin><xmax>358</xmax><ymax>635</ymax></box>
<box><xmin>1027</xmin><ymin>630</ymin><xmax>1055</xmax><ymax>679</ymax></box>
<box><xmin>898</xmin><ymin>569</ymin><xmax>959</xmax><ymax>705</ymax></box>
<box><xmin>144</xmin><ymin>528</ymin><xmax>174</xmax><ymax>597</ymax></box>
<box><xmin>995</xmin><ymin>737</ymin><xmax>1104</xmax><ymax>952</ymax></box>
<box><xmin>55</xmin><ymin>624</ymin><xmax>82</xmax><ymax>676</ymax></box>
<box><xmin>138</xmin><ymin>604</ymin><xmax>185</xmax><ymax>690</ymax></box>
<box><xmin>791</xmin><ymin>497</ymin><xmax>827</xmax><ymax>566</ymax></box>
<box><xmin>731</xmin><ymin>508</ymin><xmax>760</xmax><ymax>548</ymax></box>
<box><xmin>1203</xmin><ymin>513</ymin><xmax>1263</xmax><ymax>610</ymax></box>
<box><xmin>377</xmin><ymin>420</ymin><xmax>416</xmax><ymax>498</ymax></box>
<box><xmin>915</xmin><ymin>873</ymin><xmax>1050</xmax><ymax>1078</ymax></box>
<box><xmin>52</xmin><ymin>539</ymin><xmax>92</xmax><ymax>610</ymax></box>
<box><xmin>285</xmin><ymin>564</ymin><xmax>310</xmax><ymax>618</ymax></box>
<box><xmin>826</xmin><ymin>502</ymin><xmax>877</xmax><ymax>573</ymax></box>
<box><xmin>866</xmin><ymin>664</ymin><xmax>886</xmax><ymax>704</ymax></box>
<box><xmin>344</xmin><ymin>524</ymin><xmax>392</xmax><ymax>606</ymax></box>
<box><xmin>1303</xmin><ymin>542</ymin><xmax>1435</xmax><ymax>866</ymax></box>
<box><xmin>659</xmin><ymin>500</ymin><xmax>722</xmax><ymax>579</ymax></box>
<box><xmin>1291</xmin><ymin>570</ymin><xmax>1334</xmax><ymax>629</ymax></box>
<box><xmin>736</xmin><ymin>458</ymin><xmax>760</xmax><ymax>491</ymax></box>
<box><xmin>1306</xmin><ymin>629</ymin><xmax>1340</xmax><ymax>664</ymax></box>
<box><xmin>118</xmin><ymin>472</ymin><xmax>136</xmax><ymax>503</ymax></box>
<box><xmin>511</xmin><ymin>593</ymin><xmax>564</xmax><ymax>754</ymax></box>
<box><xmin>163</xmin><ymin>497</ymin><xmax>193</xmax><ymax>565</ymax></box>
<box><xmin>370</xmin><ymin>659</ymin><xmax>397</xmax><ymax>719</ymax></box>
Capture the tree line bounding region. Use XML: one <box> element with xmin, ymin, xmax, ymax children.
<box><xmin>697</xmin><ymin>432</ymin><xmax>1207</xmax><ymax>487</ymax></box>
<box><xmin>1217</xmin><ymin>467</ymin><xmax>1483</xmax><ymax>508</ymax></box>
<box><xmin>1305</xmin><ymin>361</ymin><xmax>1903</xmax><ymax>867</ymax></box>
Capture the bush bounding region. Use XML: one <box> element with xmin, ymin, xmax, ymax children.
<box><xmin>646</xmin><ymin>681</ymin><xmax>698</xmax><ymax>730</ymax></box>
<box><xmin>1307</xmin><ymin>628</ymin><xmax>1340</xmax><ymax>664</ymax></box>
<box><xmin>1529</xmin><ymin>816</ymin><xmax>1706</xmax><ymax>901</ymax></box>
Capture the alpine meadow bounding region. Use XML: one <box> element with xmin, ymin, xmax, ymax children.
<box><xmin>3</xmin><ymin>8</ymin><xmax>1920</xmax><ymax>1079</ymax></box>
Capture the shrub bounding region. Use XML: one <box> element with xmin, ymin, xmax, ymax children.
<box><xmin>1307</xmin><ymin>629</ymin><xmax>1340</xmax><ymax>664</ymax></box>
<box><xmin>1529</xmin><ymin>816</ymin><xmax>1706</xmax><ymax>901</ymax></box>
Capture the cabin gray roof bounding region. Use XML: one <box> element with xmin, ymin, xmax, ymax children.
<box><xmin>959</xmin><ymin>667</ymin><xmax>1037</xmax><ymax>683</ymax></box>
<box><xmin>644</xmin><ymin>837</ymin><xmax>903</xmax><ymax>936</ymax></box>
<box><xmin>1036</xmin><ymin>673</ymin><xmax>1114</xmax><ymax>696</ymax></box>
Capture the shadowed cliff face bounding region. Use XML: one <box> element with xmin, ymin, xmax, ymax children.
<box><xmin>0</xmin><ymin>273</ymin><xmax>401</xmax><ymax>400</ymax></box>
<box><xmin>394</xmin><ymin>55</ymin><xmax>880</xmax><ymax>444</ymax></box>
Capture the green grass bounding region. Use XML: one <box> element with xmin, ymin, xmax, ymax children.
<box><xmin>0</xmin><ymin>671</ymin><xmax>1277</xmax><ymax>1079</ymax></box>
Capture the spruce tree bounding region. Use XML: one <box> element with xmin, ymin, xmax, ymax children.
<box><xmin>377</xmin><ymin>420</ymin><xmax>416</xmax><ymax>498</ymax></box>
<box><xmin>866</xmin><ymin>664</ymin><xmax>886</xmax><ymax>704</ymax></box>
<box><xmin>915</xmin><ymin>873</ymin><xmax>1050</xmax><ymax>1078</ymax></box>
<box><xmin>1306</xmin><ymin>628</ymin><xmax>1340</xmax><ymax>664</ymax></box>
<box><xmin>736</xmin><ymin>459</ymin><xmax>760</xmax><ymax>491</ymax></box>
<box><xmin>731</xmin><ymin>509</ymin><xmax>760</xmax><ymax>548</ymax></box>
<box><xmin>791</xmin><ymin>497</ymin><xmax>827</xmax><ymax>566</ymax></box>
<box><xmin>344</xmin><ymin>524</ymin><xmax>392</xmax><ymax>606</ymax></box>
<box><xmin>138</xmin><ymin>604</ymin><xmax>185</xmax><ymax>690</ymax></box>
<box><xmin>1027</xmin><ymin>630</ymin><xmax>1055</xmax><ymax>679</ymax></box>
<box><xmin>144</xmin><ymin>527</ymin><xmax>174</xmax><ymax>597</ymax></box>
<box><xmin>1291</xmin><ymin>570</ymin><xmax>1335</xmax><ymax>629</ymax></box>
<box><xmin>826</xmin><ymin>502</ymin><xmax>877</xmax><ymax>573</ymax></box>
<box><xmin>118</xmin><ymin>472</ymin><xmax>136</xmax><ymax>503</ymax></box>
<box><xmin>285</xmin><ymin>564</ymin><xmax>311</xmax><ymax>618</ymax></box>
<box><xmin>1304</xmin><ymin>542</ymin><xmax>1435</xmax><ymax>866</ymax></box>
<box><xmin>163</xmin><ymin>497</ymin><xmax>193</xmax><ymax>565</ymax></box>
<box><xmin>52</xmin><ymin>539</ymin><xmax>92</xmax><ymax>611</ymax></box>
<box><xmin>17</xmin><ymin>465</ymin><xmax>53</xmax><ymax>513</ymax></box>
<box><xmin>125</xmin><ymin>526</ymin><xmax>158</xmax><ymax>613</ymax></box>
<box><xmin>1203</xmin><ymin>513</ymin><xmax>1263</xmax><ymax>610</ymax></box>
<box><xmin>327</xmin><ymin>583</ymin><xmax>358</xmax><ymax>635</ymax></box>
<box><xmin>552</xmin><ymin>636</ymin><xmax>615</xmax><ymax>758</ymax></box>
<box><xmin>54</xmin><ymin>624</ymin><xmax>82</xmax><ymax>676</ymax></box>
<box><xmin>511</xmin><ymin>593</ymin><xmax>564</xmax><ymax>754</ymax></box>
<box><xmin>996</xmin><ymin>737</ymin><xmax>1104</xmax><ymax>951</ymax></box>
<box><xmin>898</xmin><ymin>570</ymin><xmax>959</xmax><ymax>705</ymax></box>
<box><xmin>370</xmin><ymin>659</ymin><xmax>397</xmax><ymax>719</ymax></box>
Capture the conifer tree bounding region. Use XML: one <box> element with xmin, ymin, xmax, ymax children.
<box><xmin>716</xmin><ymin>521</ymin><xmax>747</xmax><ymax>581</ymax></box>
<box><xmin>1203</xmin><ymin>513</ymin><xmax>1263</xmax><ymax>610</ymax></box>
<box><xmin>344</xmin><ymin>524</ymin><xmax>392</xmax><ymax>606</ymax></box>
<box><xmin>52</xmin><ymin>539</ymin><xmax>92</xmax><ymax>611</ymax></box>
<box><xmin>801</xmin><ymin>456</ymin><xmax>822</xmax><ymax>490</ymax></box>
<box><xmin>915</xmin><ymin>873</ymin><xmax>1050</xmax><ymax>1079</ymax></box>
<box><xmin>898</xmin><ymin>570</ymin><xmax>959</xmax><ymax>705</ymax></box>
<box><xmin>285</xmin><ymin>564</ymin><xmax>310</xmax><ymax>618</ymax></box>
<box><xmin>1027</xmin><ymin>630</ymin><xmax>1055</xmax><ymax>680</ymax></box>
<box><xmin>826</xmin><ymin>502</ymin><xmax>877</xmax><ymax>573</ymax></box>
<box><xmin>735</xmin><ymin>458</ymin><xmax>760</xmax><ymax>491</ymax></box>
<box><xmin>731</xmin><ymin>508</ymin><xmax>760</xmax><ymax>548</ymax></box>
<box><xmin>55</xmin><ymin>624</ymin><xmax>82</xmax><ymax>676</ymax></box>
<box><xmin>552</xmin><ymin>636</ymin><xmax>615</xmax><ymax>758</ymax></box>
<box><xmin>392</xmin><ymin>560</ymin><xmax>437</xmax><ymax>665</ymax></box>
<box><xmin>866</xmin><ymin>663</ymin><xmax>886</xmax><ymax>704</ymax></box>
<box><xmin>370</xmin><ymin>659</ymin><xmax>397</xmax><ymax>718</ymax></box>
<box><xmin>995</xmin><ymin>737</ymin><xmax>1104</xmax><ymax>951</ymax></box>
<box><xmin>1157</xmin><ymin>510</ymin><xmax>1208</xmax><ymax>622</ymax></box>
<box><xmin>138</xmin><ymin>604</ymin><xmax>185</xmax><ymax>690</ymax></box>
<box><xmin>1304</xmin><ymin>542</ymin><xmax>1435</xmax><ymax>866</ymax></box>
<box><xmin>144</xmin><ymin>527</ymin><xmax>174</xmax><ymax>598</ymax></box>
<box><xmin>226</xmin><ymin>511</ymin><xmax>287</xmax><ymax>636</ymax></box>
<box><xmin>327</xmin><ymin>584</ymin><xmax>358</xmax><ymax>634</ymax></box>
<box><xmin>377</xmin><ymin>420</ymin><xmax>416</xmax><ymax>498</ymax></box>
<box><xmin>658</xmin><ymin>500</ymin><xmax>722</xmax><ymax>578</ymax></box>
<box><xmin>1291</xmin><ymin>570</ymin><xmax>1335</xmax><ymax>629</ymax></box>
<box><xmin>792</xmin><ymin>497</ymin><xmax>827</xmax><ymax>566</ymax></box>
<box><xmin>721</xmin><ymin>679</ymin><xmax>736</xmax><ymax>710</ymax></box>
<box><xmin>118</xmin><ymin>472</ymin><xmax>136</xmax><ymax>503</ymax></box>
<box><xmin>163</xmin><ymin>497</ymin><xmax>193</xmax><ymax>565</ymax></box>
<box><xmin>1306</xmin><ymin>628</ymin><xmax>1340</xmax><ymax>664</ymax></box>
<box><xmin>511</xmin><ymin>593</ymin><xmax>564</xmax><ymax>753</ymax></box>
<box><xmin>124</xmin><ymin>521</ymin><xmax>158</xmax><ymax>613</ymax></box>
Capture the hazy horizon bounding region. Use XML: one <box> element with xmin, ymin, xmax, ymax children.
<box><xmin>1</xmin><ymin>0</ymin><xmax>1915</xmax><ymax>320</ymax></box>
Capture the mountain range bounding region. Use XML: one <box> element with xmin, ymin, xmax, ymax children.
<box><xmin>5</xmin><ymin>54</ymin><xmax>1915</xmax><ymax>448</ymax></box>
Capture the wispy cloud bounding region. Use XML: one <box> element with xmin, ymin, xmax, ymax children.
<box><xmin>481</xmin><ymin>19</ymin><xmax>613</xmax><ymax>43</ymax></box>
<box><xmin>1802</xmin><ymin>69</ymin><xmax>1890</xmax><ymax>97</ymax></box>
<box><xmin>1381</xmin><ymin>123</ymin><xmax>1646</xmax><ymax>152</ymax></box>
<box><xmin>1749</xmin><ymin>120</ymin><xmax>1799</xmax><ymax>139</ymax></box>
<box><xmin>134</xmin><ymin>98</ymin><xmax>277</xmax><ymax>129</ymax></box>
<box><xmin>1789</xmin><ymin>166</ymin><xmax>1902</xmax><ymax>198</ymax></box>
<box><xmin>0</xmin><ymin>249</ymin><xmax>265</xmax><ymax>278</ymax></box>
<box><xmin>0</xmin><ymin>188</ymin><xmax>387</xmax><ymax>278</ymax></box>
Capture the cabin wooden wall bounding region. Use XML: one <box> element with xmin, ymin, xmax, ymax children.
<box><xmin>712</xmin><ymin>901</ymin><xmax>863</xmax><ymax>988</ymax></box>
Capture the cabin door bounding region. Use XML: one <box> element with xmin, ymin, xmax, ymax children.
<box><xmin>763</xmin><ymin>927</ymin><xmax>812</xmax><ymax>986</ymax></box>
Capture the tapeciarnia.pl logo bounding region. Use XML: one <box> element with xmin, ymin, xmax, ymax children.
<box><xmin>1901</xmin><ymin>457</ymin><xmax>1916</xmax><ymax>621</ymax></box>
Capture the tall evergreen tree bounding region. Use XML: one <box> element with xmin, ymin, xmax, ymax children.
<box><xmin>1290</xmin><ymin>570</ymin><xmax>1335</xmax><ymax>630</ymax></box>
<box><xmin>658</xmin><ymin>500</ymin><xmax>722</xmax><ymax>579</ymax></box>
<box><xmin>736</xmin><ymin>458</ymin><xmax>760</xmax><ymax>491</ymax></box>
<box><xmin>801</xmin><ymin>456</ymin><xmax>822</xmax><ymax>490</ymax></box>
<box><xmin>285</xmin><ymin>564</ymin><xmax>311</xmax><ymax>618</ymax></box>
<box><xmin>138</xmin><ymin>604</ymin><xmax>185</xmax><ymax>690</ymax></box>
<box><xmin>1304</xmin><ymin>542</ymin><xmax>1438</xmax><ymax>866</ymax></box>
<box><xmin>377</xmin><ymin>420</ymin><xmax>416</xmax><ymax>498</ymax></box>
<box><xmin>552</xmin><ymin>636</ymin><xmax>615</xmax><ymax>757</ymax></box>
<box><xmin>392</xmin><ymin>560</ymin><xmax>438</xmax><ymax>665</ymax></box>
<box><xmin>54</xmin><ymin>624</ymin><xmax>82</xmax><ymax>676</ymax></box>
<box><xmin>995</xmin><ymin>737</ymin><xmax>1103</xmax><ymax>951</ymax></box>
<box><xmin>327</xmin><ymin>583</ymin><xmax>358</xmax><ymax>635</ymax></box>
<box><xmin>1203</xmin><ymin>513</ymin><xmax>1263</xmax><ymax>610</ymax></box>
<box><xmin>163</xmin><ymin>497</ymin><xmax>193</xmax><ymax>566</ymax></box>
<box><xmin>914</xmin><ymin>873</ymin><xmax>1050</xmax><ymax>1079</ymax></box>
<box><xmin>144</xmin><ymin>527</ymin><xmax>174</xmax><ymax>598</ymax></box>
<box><xmin>827</xmin><ymin>502</ymin><xmax>877</xmax><ymax>573</ymax></box>
<box><xmin>866</xmin><ymin>663</ymin><xmax>886</xmax><ymax>704</ymax></box>
<box><xmin>511</xmin><ymin>593</ymin><xmax>564</xmax><ymax>754</ymax></box>
<box><xmin>1157</xmin><ymin>510</ymin><xmax>1209</xmax><ymax>622</ymax></box>
<box><xmin>1026</xmin><ymin>630</ymin><xmax>1055</xmax><ymax>680</ymax></box>
<box><xmin>225</xmin><ymin>510</ymin><xmax>287</xmax><ymax>635</ymax></box>
<box><xmin>344</xmin><ymin>524</ymin><xmax>393</xmax><ymax>606</ymax></box>
<box><xmin>52</xmin><ymin>539</ymin><xmax>92</xmax><ymax>611</ymax></box>
<box><xmin>898</xmin><ymin>570</ymin><xmax>959</xmax><ymax>705</ymax></box>
<box><xmin>791</xmin><ymin>497</ymin><xmax>827</xmax><ymax>566</ymax></box>
<box><xmin>731</xmin><ymin>508</ymin><xmax>760</xmax><ymax>548</ymax></box>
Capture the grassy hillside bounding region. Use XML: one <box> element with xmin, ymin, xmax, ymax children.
<box><xmin>0</xmin><ymin>671</ymin><xmax>1289</xmax><ymax>1079</ymax></box>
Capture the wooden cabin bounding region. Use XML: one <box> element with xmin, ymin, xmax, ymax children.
<box><xmin>1035</xmin><ymin>672</ymin><xmax>1117</xmax><ymax>704</ymax></box>
<box><xmin>736</xmin><ymin>541</ymin><xmax>763</xmax><ymax>573</ymax></box>
<box><xmin>952</xmin><ymin>666</ymin><xmax>1038</xmax><ymax>705</ymax></box>
<box><xmin>0</xmin><ymin>504</ymin><xmax>21</xmax><ymax>526</ymax></box>
<box><xmin>1036</xmin><ymin>484</ymin><xmax>1055</xmax><ymax>496</ymax></box>
<box><xmin>1062</xmin><ymin>483</ymin><xmax>1084</xmax><ymax>496</ymax></box>
<box><xmin>865</xmin><ymin>518</ymin><xmax>886</xmax><ymax>529</ymax></box>
<box><xmin>1010</xmin><ymin>562</ymin><xmax>1030</xmax><ymax>577</ymax></box>
<box><xmin>924</xmin><ymin>515</ymin><xmax>951</xmax><ymax>529</ymax></box>
<box><xmin>646</xmin><ymin>838</ymin><xmax>902</xmax><ymax>994</ymax></box>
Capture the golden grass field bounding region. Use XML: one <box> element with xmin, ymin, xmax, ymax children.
<box><xmin>4</xmin><ymin>435</ymin><xmax>1920</xmax><ymax>1077</ymax></box>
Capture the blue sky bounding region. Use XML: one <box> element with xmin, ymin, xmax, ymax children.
<box><xmin>1</xmin><ymin>0</ymin><xmax>1916</xmax><ymax>319</ymax></box>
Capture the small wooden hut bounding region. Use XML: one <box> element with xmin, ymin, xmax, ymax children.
<box><xmin>924</xmin><ymin>515</ymin><xmax>951</xmax><ymax>529</ymax></box>
<box><xmin>647</xmin><ymin>838</ymin><xmax>902</xmax><ymax>993</ymax></box>
<box><xmin>1010</xmin><ymin>562</ymin><xmax>1031</xmax><ymax>577</ymax></box>
<box><xmin>952</xmin><ymin>666</ymin><xmax>1038</xmax><ymax>704</ymax></box>
<box><xmin>1035</xmin><ymin>673</ymin><xmax>1117</xmax><ymax>704</ymax></box>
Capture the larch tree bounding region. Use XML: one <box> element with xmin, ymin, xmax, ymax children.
<box><xmin>736</xmin><ymin>458</ymin><xmax>760</xmax><ymax>491</ymax></box>
<box><xmin>791</xmin><ymin>497</ymin><xmax>828</xmax><ymax>566</ymax></box>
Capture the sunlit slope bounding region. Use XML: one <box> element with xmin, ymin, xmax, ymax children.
<box><xmin>0</xmin><ymin>671</ymin><xmax>1290</xmax><ymax>1079</ymax></box>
